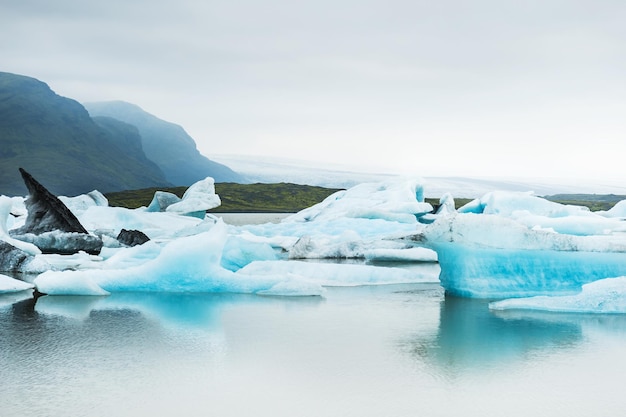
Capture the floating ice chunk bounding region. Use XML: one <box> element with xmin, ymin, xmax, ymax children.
<box><xmin>599</xmin><ymin>200</ymin><xmax>626</xmax><ymax>219</ymax></box>
<box><xmin>34</xmin><ymin>221</ymin><xmax>323</xmax><ymax>296</ymax></box>
<box><xmin>0</xmin><ymin>196</ymin><xmax>41</xmax><ymax>255</ymax></box>
<box><xmin>509</xmin><ymin>211</ymin><xmax>626</xmax><ymax>236</ymax></box>
<box><xmin>437</xmin><ymin>193</ymin><xmax>456</xmax><ymax>215</ymax></box>
<box><xmin>0</xmin><ymin>273</ymin><xmax>34</xmax><ymax>293</ymax></box>
<box><xmin>98</xmin><ymin>241</ymin><xmax>163</xmax><ymax>269</ymax></box>
<box><xmin>425</xmin><ymin>213</ymin><xmax>626</xmax><ymax>252</ymax></box>
<box><xmin>256</xmin><ymin>274</ymin><xmax>327</xmax><ymax>296</ymax></box>
<box><xmin>35</xmin><ymin>271</ymin><xmax>110</xmax><ymax>296</ymax></box>
<box><xmin>458</xmin><ymin>191</ymin><xmax>591</xmax><ymax>217</ymax></box>
<box><xmin>489</xmin><ymin>277</ymin><xmax>626</xmax><ymax>314</ymax></box>
<box><xmin>37</xmin><ymin>251</ymin><xmax>104</xmax><ymax>271</ymax></box>
<box><xmin>237</xmin><ymin>260</ymin><xmax>440</xmax><ymax>286</ymax></box>
<box><xmin>146</xmin><ymin>191</ymin><xmax>181</xmax><ymax>212</ymax></box>
<box><xmin>453</xmin><ymin>191</ymin><xmax>626</xmax><ymax>236</ymax></box>
<box><xmin>60</xmin><ymin>190</ymin><xmax>108</xmax><ymax>214</ymax></box>
<box><xmin>166</xmin><ymin>177</ymin><xmax>221</xmax><ymax>216</ymax></box>
<box><xmin>77</xmin><ymin>206</ymin><xmax>202</xmax><ymax>241</ymax></box>
<box><xmin>288</xmin><ymin>231</ymin><xmax>366</xmax><ymax>259</ymax></box>
<box><xmin>255</xmin><ymin>179</ymin><xmax>434</xmax><ymax>260</ymax></box>
<box><xmin>363</xmin><ymin>247</ymin><xmax>438</xmax><ymax>262</ymax></box>
<box><xmin>423</xmin><ymin>213</ymin><xmax>626</xmax><ymax>298</ymax></box>
<box><xmin>285</xmin><ymin>179</ymin><xmax>431</xmax><ymax>224</ymax></box>
<box><xmin>220</xmin><ymin>236</ymin><xmax>279</xmax><ymax>271</ymax></box>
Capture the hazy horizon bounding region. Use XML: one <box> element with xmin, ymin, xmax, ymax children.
<box><xmin>3</xmin><ymin>1</ymin><xmax>625</xmax><ymax>181</ymax></box>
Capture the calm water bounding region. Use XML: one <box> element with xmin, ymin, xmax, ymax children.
<box><xmin>2</xmin><ymin>214</ymin><xmax>626</xmax><ymax>416</ymax></box>
<box><xmin>1</xmin><ymin>282</ymin><xmax>626</xmax><ymax>417</ymax></box>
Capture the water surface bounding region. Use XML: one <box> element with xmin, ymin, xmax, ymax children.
<box><xmin>1</xmin><ymin>282</ymin><xmax>625</xmax><ymax>417</ymax></box>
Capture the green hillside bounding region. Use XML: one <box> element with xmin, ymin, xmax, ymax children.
<box><xmin>0</xmin><ymin>72</ymin><xmax>171</xmax><ymax>196</ymax></box>
<box><xmin>105</xmin><ymin>184</ymin><xmax>622</xmax><ymax>214</ymax></box>
<box><xmin>106</xmin><ymin>182</ymin><xmax>344</xmax><ymax>212</ymax></box>
<box><xmin>544</xmin><ymin>194</ymin><xmax>626</xmax><ymax>211</ymax></box>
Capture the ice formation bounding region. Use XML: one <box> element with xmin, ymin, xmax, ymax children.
<box><xmin>164</xmin><ymin>177</ymin><xmax>221</xmax><ymax>216</ymax></box>
<box><xmin>234</xmin><ymin>179</ymin><xmax>437</xmax><ymax>260</ymax></box>
<box><xmin>286</xmin><ymin>179</ymin><xmax>432</xmax><ymax>223</ymax></box>
<box><xmin>2</xmin><ymin>173</ymin><xmax>626</xmax><ymax>311</ymax></box>
<box><xmin>489</xmin><ymin>277</ymin><xmax>626</xmax><ymax>314</ymax></box>
<box><xmin>423</xmin><ymin>191</ymin><xmax>626</xmax><ymax>299</ymax></box>
<box><xmin>0</xmin><ymin>273</ymin><xmax>34</xmax><ymax>293</ymax></box>
<box><xmin>34</xmin><ymin>221</ymin><xmax>324</xmax><ymax>296</ymax></box>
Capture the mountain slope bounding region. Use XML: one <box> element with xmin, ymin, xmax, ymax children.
<box><xmin>0</xmin><ymin>72</ymin><xmax>172</xmax><ymax>196</ymax></box>
<box><xmin>84</xmin><ymin>101</ymin><xmax>244</xmax><ymax>185</ymax></box>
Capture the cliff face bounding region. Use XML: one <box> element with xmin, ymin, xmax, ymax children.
<box><xmin>84</xmin><ymin>101</ymin><xmax>245</xmax><ymax>186</ymax></box>
<box><xmin>0</xmin><ymin>72</ymin><xmax>171</xmax><ymax>196</ymax></box>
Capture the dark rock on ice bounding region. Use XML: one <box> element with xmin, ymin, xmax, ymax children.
<box><xmin>12</xmin><ymin>232</ymin><xmax>103</xmax><ymax>255</ymax></box>
<box><xmin>12</xmin><ymin>168</ymin><xmax>89</xmax><ymax>235</ymax></box>
<box><xmin>0</xmin><ymin>241</ymin><xmax>30</xmax><ymax>272</ymax></box>
<box><xmin>9</xmin><ymin>168</ymin><xmax>103</xmax><ymax>255</ymax></box>
<box><xmin>117</xmin><ymin>229</ymin><xmax>150</xmax><ymax>247</ymax></box>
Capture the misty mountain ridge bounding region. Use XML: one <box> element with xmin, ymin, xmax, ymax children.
<box><xmin>83</xmin><ymin>101</ymin><xmax>244</xmax><ymax>185</ymax></box>
<box><xmin>0</xmin><ymin>71</ymin><xmax>243</xmax><ymax>196</ymax></box>
<box><xmin>0</xmin><ymin>71</ymin><xmax>171</xmax><ymax>196</ymax></box>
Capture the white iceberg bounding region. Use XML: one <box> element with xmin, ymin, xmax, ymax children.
<box><xmin>489</xmin><ymin>277</ymin><xmax>626</xmax><ymax>314</ymax></box>
<box><xmin>59</xmin><ymin>190</ymin><xmax>109</xmax><ymax>213</ymax></box>
<box><xmin>0</xmin><ymin>195</ymin><xmax>41</xmax><ymax>255</ymax></box>
<box><xmin>235</xmin><ymin>178</ymin><xmax>437</xmax><ymax>260</ymax></box>
<box><xmin>165</xmin><ymin>177</ymin><xmax>221</xmax><ymax>216</ymax></box>
<box><xmin>34</xmin><ymin>221</ymin><xmax>324</xmax><ymax>296</ymax></box>
<box><xmin>0</xmin><ymin>273</ymin><xmax>34</xmax><ymax>293</ymax></box>
<box><xmin>286</xmin><ymin>179</ymin><xmax>432</xmax><ymax>223</ymax></box>
<box><xmin>237</xmin><ymin>259</ymin><xmax>440</xmax><ymax>287</ymax></box>
<box><xmin>5</xmin><ymin>177</ymin><xmax>625</xmax><ymax>305</ymax></box>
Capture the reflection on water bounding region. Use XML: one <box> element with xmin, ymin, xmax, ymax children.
<box><xmin>1</xmin><ymin>282</ymin><xmax>626</xmax><ymax>417</ymax></box>
<box><xmin>405</xmin><ymin>296</ymin><xmax>582</xmax><ymax>374</ymax></box>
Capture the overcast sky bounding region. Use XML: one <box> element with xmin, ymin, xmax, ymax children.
<box><xmin>2</xmin><ymin>0</ymin><xmax>625</xmax><ymax>180</ymax></box>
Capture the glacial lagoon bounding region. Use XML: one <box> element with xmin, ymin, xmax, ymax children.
<box><xmin>3</xmin><ymin>182</ymin><xmax>626</xmax><ymax>416</ymax></box>
<box><xmin>2</xmin><ymin>277</ymin><xmax>626</xmax><ymax>417</ymax></box>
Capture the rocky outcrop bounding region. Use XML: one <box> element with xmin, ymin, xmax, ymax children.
<box><xmin>9</xmin><ymin>169</ymin><xmax>103</xmax><ymax>255</ymax></box>
<box><xmin>117</xmin><ymin>229</ymin><xmax>150</xmax><ymax>247</ymax></box>
<box><xmin>0</xmin><ymin>241</ymin><xmax>30</xmax><ymax>272</ymax></box>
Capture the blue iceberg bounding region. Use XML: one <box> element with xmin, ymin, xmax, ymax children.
<box><xmin>422</xmin><ymin>192</ymin><xmax>626</xmax><ymax>300</ymax></box>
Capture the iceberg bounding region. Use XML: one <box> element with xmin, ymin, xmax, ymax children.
<box><xmin>165</xmin><ymin>177</ymin><xmax>221</xmax><ymax>217</ymax></box>
<box><xmin>34</xmin><ymin>221</ymin><xmax>324</xmax><ymax>296</ymax></box>
<box><xmin>286</xmin><ymin>179</ymin><xmax>432</xmax><ymax>223</ymax></box>
<box><xmin>237</xmin><ymin>259</ymin><xmax>440</xmax><ymax>287</ymax></box>
<box><xmin>0</xmin><ymin>273</ymin><xmax>34</xmax><ymax>293</ymax></box>
<box><xmin>0</xmin><ymin>196</ymin><xmax>41</xmax><ymax>256</ymax></box>
<box><xmin>235</xmin><ymin>179</ymin><xmax>437</xmax><ymax>260</ymax></box>
<box><xmin>422</xmin><ymin>191</ymin><xmax>626</xmax><ymax>298</ymax></box>
<box><xmin>18</xmin><ymin>177</ymin><xmax>443</xmax><ymax>297</ymax></box>
<box><xmin>5</xmin><ymin>173</ymin><xmax>625</xmax><ymax>304</ymax></box>
<box><xmin>489</xmin><ymin>277</ymin><xmax>626</xmax><ymax>314</ymax></box>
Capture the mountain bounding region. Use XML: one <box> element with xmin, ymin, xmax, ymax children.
<box><xmin>83</xmin><ymin>101</ymin><xmax>244</xmax><ymax>185</ymax></box>
<box><xmin>0</xmin><ymin>71</ymin><xmax>171</xmax><ymax>196</ymax></box>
